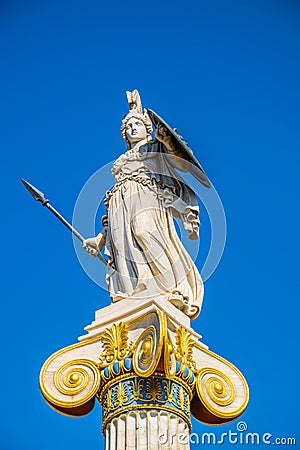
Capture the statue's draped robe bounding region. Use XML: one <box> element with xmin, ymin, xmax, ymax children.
<box><xmin>105</xmin><ymin>141</ymin><xmax>204</xmax><ymax>319</ymax></box>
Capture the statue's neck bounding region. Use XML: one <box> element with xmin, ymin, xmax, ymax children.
<box><xmin>129</xmin><ymin>138</ymin><xmax>148</xmax><ymax>151</ymax></box>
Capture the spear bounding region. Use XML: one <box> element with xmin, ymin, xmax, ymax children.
<box><xmin>21</xmin><ymin>178</ymin><xmax>107</xmax><ymax>265</ymax></box>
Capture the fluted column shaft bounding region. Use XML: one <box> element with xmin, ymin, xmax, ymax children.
<box><xmin>105</xmin><ymin>410</ymin><xmax>190</xmax><ymax>450</ymax></box>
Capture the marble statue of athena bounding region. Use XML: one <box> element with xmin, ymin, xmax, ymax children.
<box><xmin>39</xmin><ymin>92</ymin><xmax>249</xmax><ymax>440</ymax></box>
<box><xmin>84</xmin><ymin>90</ymin><xmax>210</xmax><ymax>320</ymax></box>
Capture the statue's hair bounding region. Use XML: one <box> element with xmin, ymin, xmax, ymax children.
<box><xmin>120</xmin><ymin>90</ymin><xmax>153</xmax><ymax>148</ymax></box>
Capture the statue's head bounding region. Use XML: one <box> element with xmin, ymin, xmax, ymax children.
<box><xmin>121</xmin><ymin>90</ymin><xmax>153</xmax><ymax>148</ymax></box>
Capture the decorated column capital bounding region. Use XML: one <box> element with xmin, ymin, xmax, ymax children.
<box><xmin>40</xmin><ymin>297</ymin><xmax>249</xmax><ymax>436</ymax></box>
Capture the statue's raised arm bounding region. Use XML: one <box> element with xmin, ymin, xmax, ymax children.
<box><xmin>148</xmin><ymin>108</ymin><xmax>211</xmax><ymax>188</ymax></box>
<box><xmin>83</xmin><ymin>89</ymin><xmax>210</xmax><ymax>320</ymax></box>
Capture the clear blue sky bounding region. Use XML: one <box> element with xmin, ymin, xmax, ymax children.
<box><xmin>1</xmin><ymin>0</ymin><xmax>299</xmax><ymax>448</ymax></box>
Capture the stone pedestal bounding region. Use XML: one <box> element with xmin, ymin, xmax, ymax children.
<box><xmin>39</xmin><ymin>297</ymin><xmax>249</xmax><ymax>449</ymax></box>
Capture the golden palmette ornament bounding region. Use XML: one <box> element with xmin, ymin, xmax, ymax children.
<box><xmin>99</xmin><ymin>322</ymin><xmax>132</xmax><ymax>365</ymax></box>
<box><xmin>175</xmin><ymin>326</ymin><xmax>196</xmax><ymax>370</ymax></box>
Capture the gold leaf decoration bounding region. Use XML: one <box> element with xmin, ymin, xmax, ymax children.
<box><xmin>177</xmin><ymin>385</ymin><xmax>186</xmax><ymax>411</ymax></box>
<box><xmin>106</xmin><ymin>389</ymin><xmax>113</xmax><ymax>412</ymax></box>
<box><xmin>128</xmin><ymin>378</ymin><xmax>144</xmax><ymax>401</ymax></box>
<box><xmin>145</xmin><ymin>377</ymin><xmax>164</xmax><ymax>402</ymax></box>
<box><xmin>102</xmin><ymin>389</ymin><xmax>113</xmax><ymax>416</ymax></box>
<box><xmin>163</xmin><ymin>379</ymin><xmax>174</xmax><ymax>403</ymax></box>
<box><xmin>113</xmin><ymin>382</ymin><xmax>129</xmax><ymax>407</ymax></box>
<box><xmin>99</xmin><ymin>322</ymin><xmax>132</xmax><ymax>365</ymax></box>
<box><xmin>175</xmin><ymin>326</ymin><xmax>196</xmax><ymax>369</ymax></box>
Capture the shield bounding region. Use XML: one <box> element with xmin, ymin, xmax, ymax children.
<box><xmin>147</xmin><ymin>108</ymin><xmax>211</xmax><ymax>188</ymax></box>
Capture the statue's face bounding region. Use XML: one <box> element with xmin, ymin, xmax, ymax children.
<box><xmin>125</xmin><ymin>117</ymin><xmax>148</xmax><ymax>144</ymax></box>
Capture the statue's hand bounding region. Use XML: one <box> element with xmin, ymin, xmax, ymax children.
<box><xmin>101</xmin><ymin>214</ymin><xmax>108</xmax><ymax>227</ymax></box>
<box><xmin>155</xmin><ymin>125</ymin><xmax>189</xmax><ymax>170</ymax></box>
<box><xmin>155</xmin><ymin>126</ymin><xmax>172</xmax><ymax>143</ymax></box>
<box><xmin>154</xmin><ymin>125</ymin><xmax>176</xmax><ymax>150</ymax></box>
<box><xmin>83</xmin><ymin>238</ymin><xmax>99</xmax><ymax>258</ymax></box>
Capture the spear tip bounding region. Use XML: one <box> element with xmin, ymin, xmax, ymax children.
<box><xmin>21</xmin><ymin>178</ymin><xmax>48</xmax><ymax>204</ymax></box>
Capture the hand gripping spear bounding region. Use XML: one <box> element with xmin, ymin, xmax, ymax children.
<box><xmin>21</xmin><ymin>178</ymin><xmax>107</xmax><ymax>265</ymax></box>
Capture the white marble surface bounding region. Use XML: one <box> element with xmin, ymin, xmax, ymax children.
<box><xmin>104</xmin><ymin>410</ymin><xmax>190</xmax><ymax>450</ymax></box>
<box><xmin>78</xmin><ymin>295</ymin><xmax>203</xmax><ymax>342</ymax></box>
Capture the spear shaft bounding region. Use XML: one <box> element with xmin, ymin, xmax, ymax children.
<box><xmin>21</xmin><ymin>178</ymin><xmax>107</xmax><ymax>265</ymax></box>
<box><xmin>45</xmin><ymin>202</ymin><xmax>85</xmax><ymax>242</ymax></box>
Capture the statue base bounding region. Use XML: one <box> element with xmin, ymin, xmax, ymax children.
<box><xmin>78</xmin><ymin>295</ymin><xmax>203</xmax><ymax>343</ymax></box>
